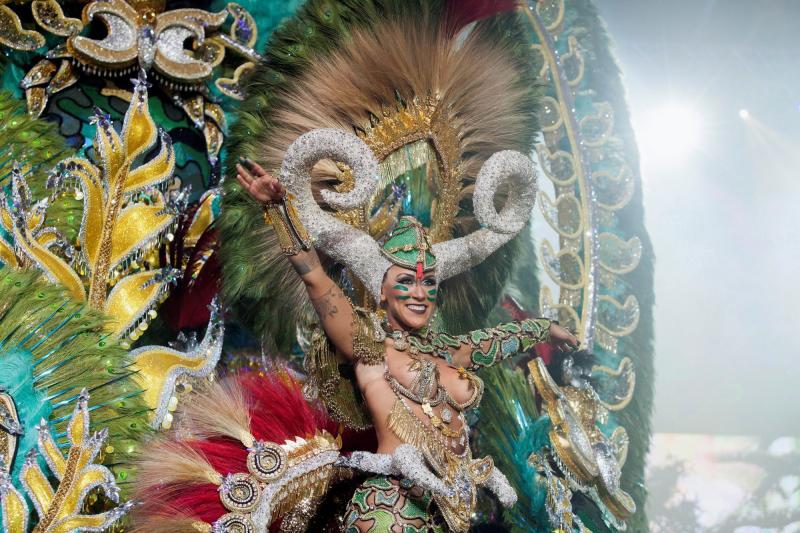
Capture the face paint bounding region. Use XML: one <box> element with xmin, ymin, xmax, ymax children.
<box><xmin>426</xmin><ymin>288</ymin><xmax>437</xmax><ymax>302</ymax></box>
<box><xmin>392</xmin><ymin>284</ymin><xmax>411</xmax><ymax>300</ymax></box>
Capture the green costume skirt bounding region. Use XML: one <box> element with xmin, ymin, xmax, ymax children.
<box><xmin>343</xmin><ymin>475</ymin><xmax>446</xmax><ymax>532</ymax></box>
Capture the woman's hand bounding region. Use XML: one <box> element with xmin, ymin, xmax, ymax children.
<box><xmin>549</xmin><ymin>322</ymin><xmax>580</xmax><ymax>352</ymax></box>
<box><xmin>235</xmin><ymin>157</ymin><xmax>286</xmax><ymax>203</ymax></box>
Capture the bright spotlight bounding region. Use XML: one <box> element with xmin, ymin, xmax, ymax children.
<box><xmin>634</xmin><ymin>101</ymin><xmax>705</xmax><ymax>169</ymax></box>
<box><xmin>739</xmin><ymin>109</ymin><xmax>750</xmax><ymax>120</ymax></box>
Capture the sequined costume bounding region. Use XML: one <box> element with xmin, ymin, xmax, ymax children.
<box><xmin>404</xmin><ymin>318</ymin><xmax>553</xmax><ymax>370</ymax></box>
<box><xmin>332</xmin><ymin>281</ymin><xmax>551</xmax><ymax>532</ymax></box>
<box><xmin>206</xmin><ymin>0</ymin><xmax>555</xmax><ymax>526</ymax></box>
<box><xmin>343</xmin><ymin>476</ymin><xmax>446</xmax><ymax>532</ymax></box>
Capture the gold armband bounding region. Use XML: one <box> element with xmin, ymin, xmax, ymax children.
<box><xmin>262</xmin><ymin>194</ymin><xmax>312</xmax><ymax>255</ymax></box>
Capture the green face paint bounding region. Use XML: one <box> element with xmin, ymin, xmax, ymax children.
<box><xmin>392</xmin><ymin>284</ymin><xmax>411</xmax><ymax>300</ymax></box>
<box><xmin>426</xmin><ymin>288</ymin><xmax>437</xmax><ymax>302</ymax></box>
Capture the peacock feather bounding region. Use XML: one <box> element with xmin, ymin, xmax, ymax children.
<box><xmin>0</xmin><ymin>266</ymin><xmax>149</xmax><ymax>494</ymax></box>
<box><xmin>474</xmin><ymin>364</ymin><xmax>553</xmax><ymax>531</ymax></box>
<box><xmin>0</xmin><ymin>92</ymin><xmax>80</xmax><ymax>244</ymax></box>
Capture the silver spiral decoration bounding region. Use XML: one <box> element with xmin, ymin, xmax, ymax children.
<box><xmin>220</xmin><ymin>473</ymin><xmax>261</xmax><ymax>512</ymax></box>
<box><xmin>280</xmin><ymin>129</ymin><xmax>537</xmax><ymax>299</ymax></box>
<box><xmin>280</xmin><ymin>128</ymin><xmax>378</xmax><ymax>210</ymax></box>
<box><xmin>247</xmin><ymin>442</ymin><xmax>288</xmax><ymax>482</ymax></box>
<box><xmin>280</xmin><ymin>128</ymin><xmax>389</xmax><ymax>300</ymax></box>
<box><xmin>472</xmin><ymin>150</ymin><xmax>537</xmax><ymax>234</ymax></box>
<box><xmin>433</xmin><ymin>150</ymin><xmax>537</xmax><ymax>282</ymax></box>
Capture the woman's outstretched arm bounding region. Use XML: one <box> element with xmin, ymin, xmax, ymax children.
<box><xmin>448</xmin><ymin>319</ymin><xmax>579</xmax><ymax>370</ymax></box>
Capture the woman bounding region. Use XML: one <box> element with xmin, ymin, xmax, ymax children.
<box><xmin>235</xmin><ymin>152</ymin><xmax>579</xmax><ymax>532</ymax></box>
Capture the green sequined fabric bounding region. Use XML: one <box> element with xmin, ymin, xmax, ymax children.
<box><xmin>407</xmin><ymin>318</ymin><xmax>551</xmax><ymax>369</ymax></box>
<box><xmin>344</xmin><ymin>475</ymin><xmax>445</xmax><ymax>532</ymax></box>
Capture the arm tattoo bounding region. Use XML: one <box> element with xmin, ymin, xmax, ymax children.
<box><xmin>311</xmin><ymin>284</ymin><xmax>340</xmax><ymax>318</ymax></box>
<box><xmin>293</xmin><ymin>250</ymin><xmax>320</xmax><ymax>275</ymax></box>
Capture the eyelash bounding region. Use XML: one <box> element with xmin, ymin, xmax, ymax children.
<box><xmin>397</xmin><ymin>278</ymin><xmax>437</xmax><ymax>286</ymax></box>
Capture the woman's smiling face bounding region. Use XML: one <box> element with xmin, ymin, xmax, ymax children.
<box><xmin>380</xmin><ymin>265</ymin><xmax>438</xmax><ymax>331</ymax></box>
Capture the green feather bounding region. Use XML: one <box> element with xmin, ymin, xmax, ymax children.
<box><xmin>0</xmin><ymin>348</ymin><xmax>52</xmax><ymax>481</ymax></box>
<box><xmin>474</xmin><ymin>365</ymin><xmax>552</xmax><ymax>531</ymax></box>
<box><xmin>0</xmin><ymin>91</ymin><xmax>76</xmax><ymax>241</ymax></box>
<box><xmin>0</xmin><ymin>267</ymin><xmax>150</xmax><ymax>491</ymax></box>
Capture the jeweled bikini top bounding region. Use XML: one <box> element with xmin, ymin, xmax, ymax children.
<box><xmin>385</xmin><ymin>328</ymin><xmax>485</xmax><ymax>412</ymax></box>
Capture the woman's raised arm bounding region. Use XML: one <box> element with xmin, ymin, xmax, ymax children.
<box><xmin>236</xmin><ymin>159</ymin><xmax>356</xmax><ymax>358</ymax></box>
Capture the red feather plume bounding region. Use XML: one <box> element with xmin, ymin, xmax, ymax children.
<box><xmin>443</xmin><ymin>0</ymin><xmax>521</xmax><ymax>36</ymax></box>
<box><xmin>132</xmin><ymin>370</ymin><xmax>373</xmax><ymax>531</ymax></box>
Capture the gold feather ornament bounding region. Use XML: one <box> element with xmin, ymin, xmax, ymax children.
<box><xmin>0</xmin><ymin>390</ymin><xmax>132</xmax><ymax>533</ymax></box>
<box><xmin>2</xmin><ymin>71</ymin><xmax>177</xmax><ymax>339</ymax></box>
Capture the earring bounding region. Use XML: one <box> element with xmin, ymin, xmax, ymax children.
<box><xmin>375</xmin><ymin>307</ymin><xmax>389</xmax><ymax>330</ymax></box>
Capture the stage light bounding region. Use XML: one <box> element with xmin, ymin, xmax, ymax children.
<box><xmin>739</xmin><ymin>109</ymin><xmax>750</xmax><ymax>120</ymax></box>
<box><xmin>633</xmin><ymin>101</ymin><xmax>705</xmax><ymax>168</ymax></box>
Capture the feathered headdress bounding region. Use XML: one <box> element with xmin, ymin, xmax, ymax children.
<box><xmin>221</xmin><ymin>0</ymin><xmax>542</xmax><ymax>350</ymax></box>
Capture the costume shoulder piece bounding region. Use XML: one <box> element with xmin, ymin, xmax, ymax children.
<box><xmin>131</xmin><ymin>370</ymin><xmax>346</xmax><ymax>533</ymax></box>
<box><xmin>305</xmin><ymin>305</ymin><xmax>383</xmax><ymax>429</ymax></box>
<box><xmin>220</xmin><ymin>0</ymin><xmax>544</xmax><ymax>351</ymax></box>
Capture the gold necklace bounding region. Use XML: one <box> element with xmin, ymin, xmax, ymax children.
<box><xmin>390</xmin><ymin>329</ymin><xmax>410</xmax><ymax>351</ymax></box>
<box><xmin>420</xmin><ymin>401</ymin><xmax>463</xmax><ymax>439</ymax></box>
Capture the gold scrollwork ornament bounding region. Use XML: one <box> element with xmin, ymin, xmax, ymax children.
<box><xmin>528</xmin><ymin>358</ymin><xmax>636</xmax><ymax>521</ymax></box>
<box><xmin>8</xmin><ymin>0</ymin><xmax>262</xmax><ymax>162</ymax></box>
<box><xmin>0</xmin><ymin>390</ymin><xmax>132</xmax><ymax>533</ymax></box>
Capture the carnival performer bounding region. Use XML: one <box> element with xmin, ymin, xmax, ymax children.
<box><xmin>234</xmin><ymin>147</ymin><xmax>580</xmax><ymax>532</ymax></box>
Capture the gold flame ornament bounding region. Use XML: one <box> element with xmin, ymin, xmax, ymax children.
<box><xmin>7</xmin><ymin>0</ymin><xmax>261</xmax><ymax>163</ymax></box>
<box><xmin>1</xmin><ymin>71</ymin><xmax>180</xmax><ymax>339</ymax></box>
<box><xmin>0</xmin><ymin>162</ymin><xmax>77</xmax><ymax>280</ymax></box>
<box><xmin>131</xmin><ymin>299</ymin><xmax>225</xmax><ymax>430</ymax></box>
<box><xmin>0</xmin><ymin>389</ymin><xmax>132</xmax><ymax>533</ymax></box>
<box><xmin>0</xmin><ymin>74</ymin><xmax>224</xmax><ymax>431</ymax></box>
